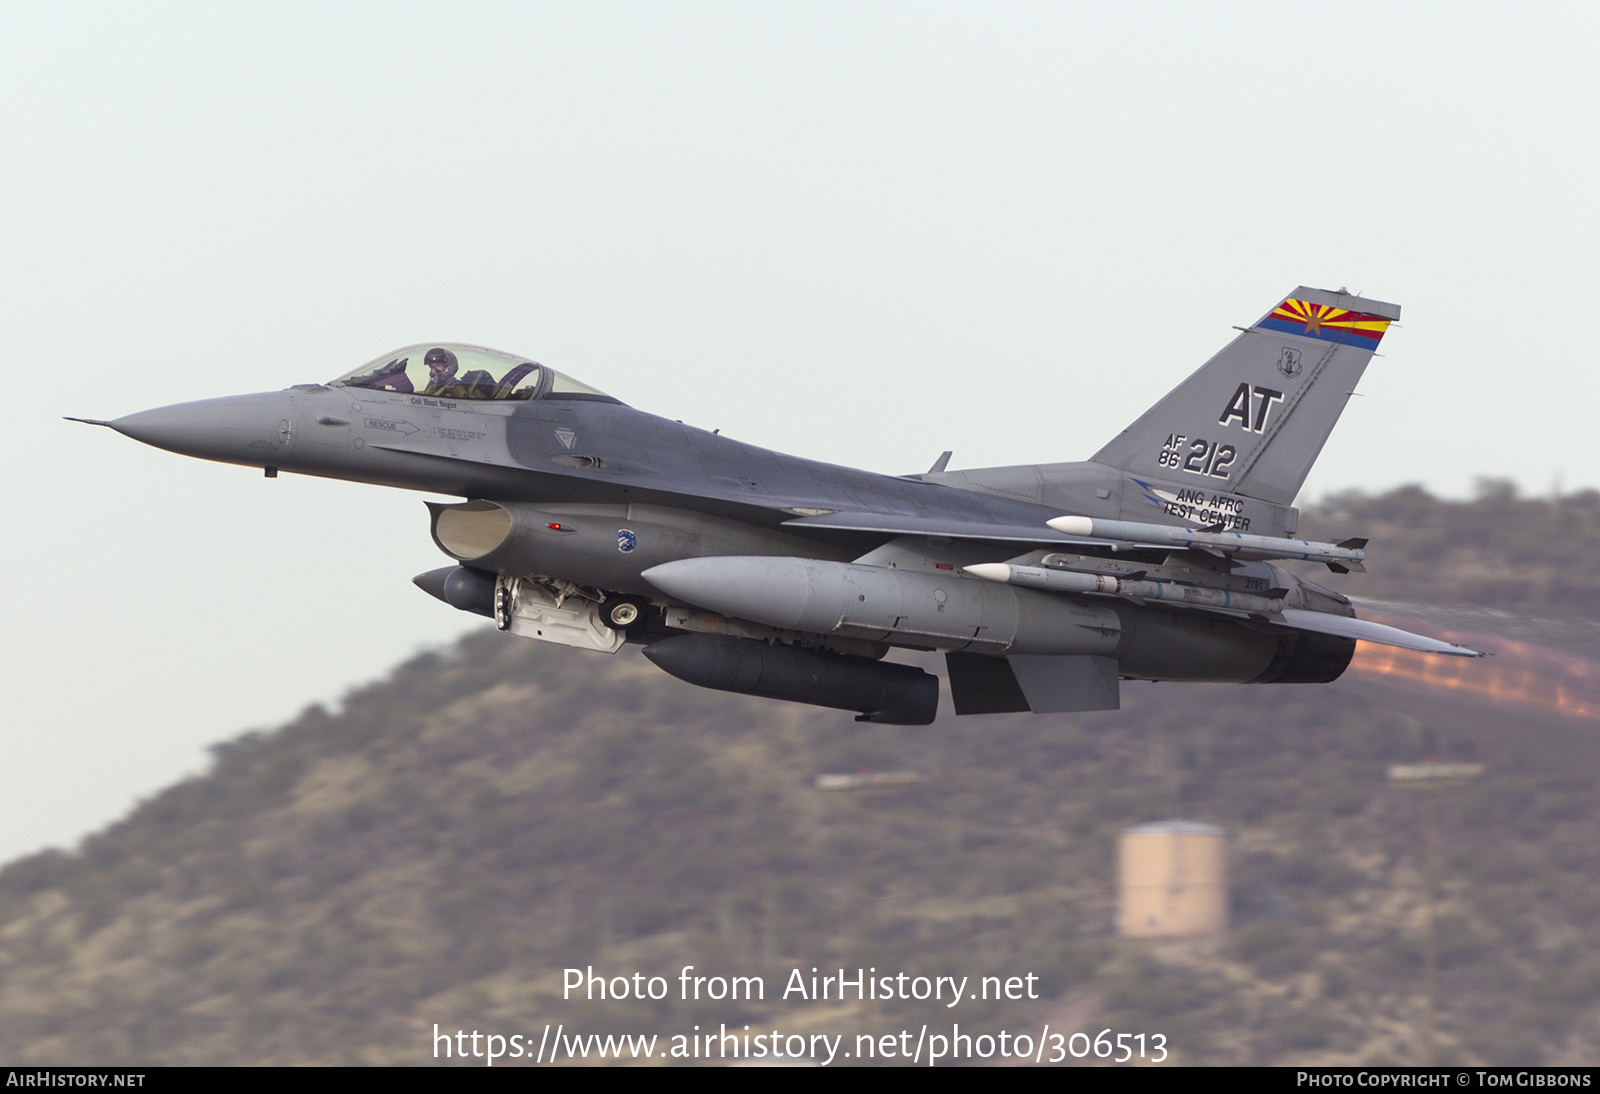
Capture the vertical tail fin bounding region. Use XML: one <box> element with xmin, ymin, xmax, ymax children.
<box><xmin>1091</xmin><ymin>287</ymin><xmax>1400</xmax><ymax>505</ymax></box>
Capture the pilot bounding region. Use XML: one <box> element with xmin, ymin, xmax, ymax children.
<box><xmin>421</xmin><ymin>347</ymin><xmax>460</xmax><ymax>395</ymax></box>
<box><xmin>423</xmin><ymin>347</ymin><xmax>497</xmax><ymax>399</ymax></box>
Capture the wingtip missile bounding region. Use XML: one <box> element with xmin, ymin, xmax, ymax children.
<box><xmin>1047</xmin><ymin>514</ymin><xmax>1368</xmax><ymax>569</ymax></box>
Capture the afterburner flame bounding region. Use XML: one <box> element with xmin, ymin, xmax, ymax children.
<box><xmin>1348</xmin><ymin>619</ymin><xmax>1600</xmax><ymax>719</ymax></box>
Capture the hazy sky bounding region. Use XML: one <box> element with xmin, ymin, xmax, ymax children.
<box><xmin>3</xmin><ymin>2</ymin><xmax>1597</xmax><ymax>863</ymax></box>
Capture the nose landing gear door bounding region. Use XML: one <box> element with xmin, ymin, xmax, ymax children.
<box><xmin>494</xmin><ymin>576</ymin><xmax>625</xmax><ymax>654</ymax></box>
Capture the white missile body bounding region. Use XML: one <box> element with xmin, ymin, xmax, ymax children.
<box><xmin>963</xmin><ymin>562</ymin><xmax>1287</xmax><ymax>615</ymax></box>
<box><xmin>1046</xmin><ymin>514</ymin><xmax>1366</xmax><ymax>570</ymax></box>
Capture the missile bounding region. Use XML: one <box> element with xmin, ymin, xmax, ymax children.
<box><xmin>1045</xmin><ymin>514</ymin><xmax>1367</xmax><ymax>572</ymax></box>
<box><xmin>642</xmin><ymin>633</ymin><xmax>939</xmax><ymax>724</ymax></box>
<box><xmin>963</xmin><ymin>562</ymin><xmax>1286</xmax><ymax>615</ymax></box>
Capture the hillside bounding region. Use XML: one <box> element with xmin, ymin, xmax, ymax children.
<box><xmin>2</xmin><ymin>485</ymin><xmax>1598</xmax><ymax>1066</ymax></box>
<box><xmin>1300</xmin><ymin>480</ymin><xmax>1600</xmax><ymax>628</ymax></box>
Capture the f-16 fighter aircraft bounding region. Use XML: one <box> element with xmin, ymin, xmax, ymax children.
<box><xmin>83</xmin><ymin>286</ymin><xmax>1481</xmax><ymax>724</ymax></box>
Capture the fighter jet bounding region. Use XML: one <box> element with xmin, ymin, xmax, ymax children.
<box><xmin>83</xmin><ymin>286</ymin><xmax>1481</xmax><ymax>724</ymax></box>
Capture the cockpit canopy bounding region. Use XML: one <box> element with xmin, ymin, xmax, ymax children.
<box><xmin>330</xmin><ymin>344</ymin><xmax>618</xmax><ymax>403</ymax></box>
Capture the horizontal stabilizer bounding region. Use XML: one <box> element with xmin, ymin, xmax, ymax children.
<box><xmin>1275</xmin><ymin>609</ymin><xmax>1483</xmax><ymax>658</ymax></box>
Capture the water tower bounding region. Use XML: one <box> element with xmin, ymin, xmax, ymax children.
<box><xmin>1117</xmin><ymin>820</ymin><xmax>1228</xmax><ymax>938</ymax></box>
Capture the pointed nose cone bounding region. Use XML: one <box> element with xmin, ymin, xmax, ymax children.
<box><xmin>110</xmin><ymin>392</ymin><xmax>295</xmax><ymax>465</ymax></box>
<box><xmin>640</xmin><ymin>634</ymin><xmax>700</xmax><ymax>679</ymax></box>
<box><xmin>412</xmin><ymin>566</ymin><xmax>497</xmax><ymax>617</ymax></box>
<box><xmin>412</xmin><ymin>567</ymin><xmax>454</xmax><ymax>604</ymax></box>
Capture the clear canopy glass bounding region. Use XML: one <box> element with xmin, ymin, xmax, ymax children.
<box><xmin>330</xmin><ymin>344</ymin><xmax>617</xmax><ymax>403</ymax></box>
